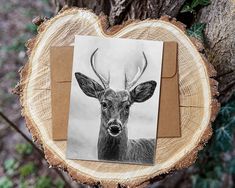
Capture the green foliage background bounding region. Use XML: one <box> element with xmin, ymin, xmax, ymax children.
<box><xmin>192</xmin><ymin>93</ymin><xmax>235</xmax><ymax>188</ymax></box>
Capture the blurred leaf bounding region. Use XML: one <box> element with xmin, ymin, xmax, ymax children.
<box><xmin>227</xmin><ymin>158</ymin><xmax>235</xmax><ymax>174</ymax></box>
<box><xmin>187</xmin><ymin>23</ymin><xmax>206</xmax><ymax>41</ymax></box>
<box><xmin>194</xmin><ymin>93</ymin><xmax>235</xmax><ymax>187</ymax></box>
<box><xmin>191</xmin><ymin>174</ymin><xmax>199</xmax><ymax>188</ymax></box>
<box><xmin>191</xmin><ymin>0</ymin><xmax>210</xmax><ymax>8</ymax></box>
<box><xmin>219</xmin><ymin>105</ymin><xmax>235</xmax><ymax>122</ymax></box>
<box><xmin>181</xmin><ymin>3</ymin><xmax>195</xmax><ymax>13</ymax></box>
<box><xmin>212</xmin><ymin>98</ymin><xmax>235</xmax><ymax>152</ymax></box>
<box><xmin>16</xmin><ymin>143</ymin><xmax>33</xmax><ymax>155</ymax></box>
<box><xmin>208</xmin><ymin>165</ymin><xmax>223</xmax><ymax>179</ymax></box>
<box><xmin>214</xmin><ymin>125</ymin><xmax>233</xmax><ymax>152</ymax></box>
<box><xmin>25</xmin><ymin>23</ymin><xmax>38</xmax><ymax>34</ymax></box>
<box><xmin>0</xmin><ymin>177</ymin><xmax>13</xmax><ymax>188</ymax></box>
<box><xmin>36</xmin><ymin>176</ymin><xmax>52</xmax><ymax>188</ymax></box>
<box><xmin>180</xmin><ymin>0</ymin><xmax>210</xmax><ymax>13</ymax></box>
<box><xmin>42</xmin><ymin>0</ymin><xmax>50</xmax><ymax>4</ymax></box>
<box><xmin>6</xmin><ymin>35</ymin><xmax>27</xmax><ymax>52</ymax></box>
<box><xmin>4</xmin><ymin>158</ymin><xmax>19</xmax><ymax>175</ymax></box>
<box><xmin>192</xmin><ymin>175</ymin><xmax>221</xmax><ymax>188</ymax></box>
<box><xmin>228</xmin><ymin>117</ymin><xmax>235</xmax><ymax>128</ymax></box>
<box><xmin>4</xmin><ymin>159</ymin><xmax>16</xmax><ymax>170</ymax></box>
<box><xmin>55</xmin><ymin>179</ymin><xmax>65</xmax><ymax>188</ymax></box>
<box><xmin>207</xmin><ymin>179</ymin><xmax>221</xmax><ymax>188</ymax></box>
<box><xmin>19</xmin><ymin>162</ymin><xmax>35</xmax><ymax>177</ymax></box>
<box><xmin>19</xmin><ymin>178</ymin><xmax>28</xmax><ymax>188</ymax></box>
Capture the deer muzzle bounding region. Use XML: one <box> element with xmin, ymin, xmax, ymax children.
<box><xmin>107</xmin><ymin>119</ymin><xmax>122</xmax><ymax>137</ymax></box>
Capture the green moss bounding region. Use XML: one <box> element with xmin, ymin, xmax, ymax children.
<box><xmin>19</xmin><ymin>162</ymin><xmax>35</xmax><ymax>177</ymax></box>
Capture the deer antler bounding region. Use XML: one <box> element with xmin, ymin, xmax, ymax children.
<box><xmin>90</xmin><ymin>48</ymin><xmax>110</xmax><ymax>89</ymax></box>
<box><xmin>125</xmin><ymin>52</ymin><xmax>148</xmax><ymax>90</ymax></box>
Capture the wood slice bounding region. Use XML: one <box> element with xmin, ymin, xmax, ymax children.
<box><xmin>18</xmin><ymin>8</ymin><xmax>219</xmax><ymax>187</ymax></box>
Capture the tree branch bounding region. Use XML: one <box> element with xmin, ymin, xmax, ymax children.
<box><xmin>0</xmin><ymin>111</ymin><xmax>73</xmax><ymax>188</ymax></box>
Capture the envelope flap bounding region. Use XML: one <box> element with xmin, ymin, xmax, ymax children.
<box><xmin>50</xmin><ymin>46</ymin><xmax>73</xmax><ymax>82</ymax></box>
<box><xmin>162</xmin><ymin>42</ymin><xmax>178</xmax><ymax>78</ymax></box>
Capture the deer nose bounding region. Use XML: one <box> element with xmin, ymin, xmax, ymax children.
<box><xmin>107</xmin><ymin>119</ymin><xmax>122</xmax><ymax>137</ymax></box>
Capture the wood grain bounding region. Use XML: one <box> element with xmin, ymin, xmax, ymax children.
<box><xmin>18</xmin><ymin>8</ymin><xmax>219</xmax><ymax>187</ymax></box>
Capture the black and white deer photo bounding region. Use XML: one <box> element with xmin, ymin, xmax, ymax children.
<box><xmin>67</xmin><ymin>36</ymin><xmax>163</xmax><ymax>164</ymax></box>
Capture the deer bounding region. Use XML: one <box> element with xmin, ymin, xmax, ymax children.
<box><xmin>75</xmin><ymin>48</ymin><xmax>157</xmax><ymax>164</ymax></box>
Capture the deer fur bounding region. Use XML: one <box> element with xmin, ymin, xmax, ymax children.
<box><xmin>75</xmin><ymin>48</ymin><xmax>157</xmax><ymax>163</ymax></box>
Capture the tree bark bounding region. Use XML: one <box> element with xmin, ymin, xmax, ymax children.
<box><xmin>55</xmin><ymin>0</ymin><xmax>186</xmax><ymax>26</ymax></box>
<box><xmin>197</xmin><ymin>0</ymin><xmax>235</xmax><ymax>103</ymax></box>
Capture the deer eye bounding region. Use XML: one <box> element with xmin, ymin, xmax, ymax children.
<box><xmin>101</xmin><ymin>102</ymin><xmax>108</xmax><ymax>109</ymax></box>
<box><xmin>125</xmin><ymin>105</ymin><xmax>130</xmax><ymax>111</ymax></box>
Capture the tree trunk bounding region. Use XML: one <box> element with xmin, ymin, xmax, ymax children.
<box><xmin>197</xmin><ymin>0</ymin><xmax>235</xmax><ymax>103</ymax></box>
<box><xmin>55</xmin><ymin>0</ymin><xmax>186</xmax><ymax>25</ymax></box>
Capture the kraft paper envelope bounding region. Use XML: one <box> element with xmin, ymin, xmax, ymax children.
<box><xmin>50</xmin><ymin>42</ymin><xmax>180</xmax><ymax>140</ymax></box>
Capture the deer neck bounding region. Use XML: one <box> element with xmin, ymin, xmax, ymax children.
<box><xmin>97</xmin><ymin>122</ymin><xmax>128</xmax><ymax>161</ymax></box>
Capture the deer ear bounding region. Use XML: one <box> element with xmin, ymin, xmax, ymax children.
<box><xmin>130</xmin><ymin>81</ymin><xmax>157</xmax><ymax>103</ymax></box>
<box><xmin>75</xmin><ymin>72</ymin><xmax>104</xmax><ymax>99</ymax></box>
